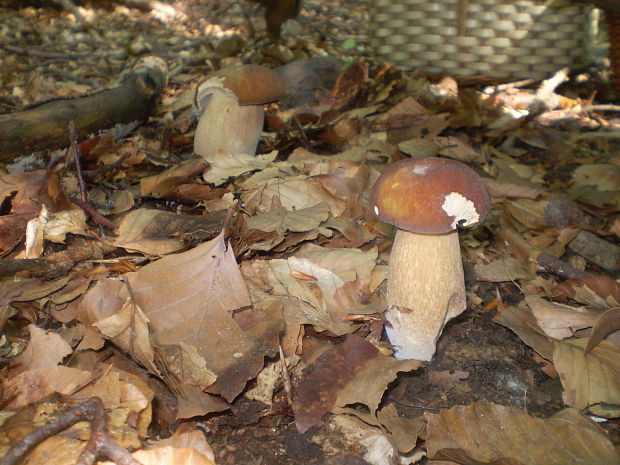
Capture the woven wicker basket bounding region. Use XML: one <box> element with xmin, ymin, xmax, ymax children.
<box><xmin>369</xmin><ymin>0</ymin><xmax>590</xmax><ymax>80</ymax></box>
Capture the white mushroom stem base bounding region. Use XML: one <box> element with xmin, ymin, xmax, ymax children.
<box><xmin>385</xmin><ymin>229</ymin><xmax>467</xmax><ymax>361</ymax></box>
<box><xmin>194</xmin><ymin>90</ymin><xmax>264</xmax><ymax>158</ymax></box>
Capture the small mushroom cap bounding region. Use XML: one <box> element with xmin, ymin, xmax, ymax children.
<box><xmin>371</xmin><ymin>157</ymin><xmax>490</xmax><ymax>234</ymax></box>
<box><xmin>196</xmin><ymin>64</ymin><xmax>285</xmax><ymax>108</ymax></box>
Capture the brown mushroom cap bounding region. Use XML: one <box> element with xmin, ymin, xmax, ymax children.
<box><xmin>371</xmin><ymin>157</ymin><xmax>490</xmax><ymax>234</ymax></box>
<box><xmin>197</xmin><ymin>64</ymin><xmax>285</xmax><ymax>107</ymax></box>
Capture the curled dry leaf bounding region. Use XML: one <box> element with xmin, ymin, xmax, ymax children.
<box><xmin>140</xmin><ymin>158</ymin><xmax>209</xmax><ymax>197</ymax></box>
<box><xmin>585</xmin><ymin>307</ymin><xmax>620</xmax><ymax>354</ymax></box>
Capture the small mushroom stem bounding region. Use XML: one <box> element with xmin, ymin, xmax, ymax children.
<box><xmin>194</xmin><ymin>91</ymin><xmax>264</xmax><ymax>158</ymax></box>
<box><xmin>385</xmin><ymin>229</ymin><xmax>466</xmax><ymax>361</ymax></box>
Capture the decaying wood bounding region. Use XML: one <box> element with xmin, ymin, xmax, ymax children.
<box><xmin>568</xmin><ymin>230</ymin><xmax>620</xmax><ymax>272</ymax></box>
<box><xmin>0</xmin><ymin>239</ymin><xmax>116</xmax><ymax>279</ymax></box>
<box><xmin>0</xmin><ymin>57</ymin><xmax>168</xmax><ymax>162</ymax></box>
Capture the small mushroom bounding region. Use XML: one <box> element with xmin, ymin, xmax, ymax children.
<box><xmin>371</xmin><ymin>157</ymin><xmax>490</xmax><ymax>361</ymax></box>
<box><xmin>194</xmin><ymin>64</ymin><xmax>285</xmax><ymax>158</ymax></box>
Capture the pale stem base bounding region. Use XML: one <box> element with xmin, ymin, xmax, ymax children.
<box><xmin>194</xmin><ymin>91</ymin><xmax>264</xmax><ymax>158</ymax></box>
<box><xmin>385</xmin><ymin>229</ymin><xmax>467</xmax><ymax>361</ymax></box>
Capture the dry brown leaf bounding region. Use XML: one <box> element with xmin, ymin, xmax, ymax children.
<box><xmin>611</xmin><ymin>217</ymin><xmax>620</xmax><ymax>237</ymax></box>
<box><xmin>243</xmin><ymin>256</ymin><xmax>352</xmax><ymax>335</ymax></box>
<box><xmin>10</xmin><ymin>325</ymin><xmax>72</xmax><ymax>375</ymax></box>
<box><xmin>296</xmin><ymin>244</ymin><xmax>377</xmax><ymax>285</ymax></box>
<box><xmin>505</xmin><ymin>199</ymin><xmax>547</xmax><ymax>229</ymax></box>
<box><xmin>70</xmin><ymin>367</ymin><xmax>152</xmax><ymax>448</ymax></box>
<box><xmin>553</xmin><ymin>338</ymin><xmax>620</xmax><ymax>417</ymax></box>
<box><xmin>397</xmin><ymin>138</ymin><xmax>439</xmax><ymax>158</ymax></box>
<box><xmin>572</xmin><ymin>164</ymin><xmax>620</xmax><ymax>192</ymax></box>
<box><xmin>140</xmin><ymin>158</ymin><xmax>209</xmax><ymax>197</ymax></box>
<box><xmin>203</xmin><ymin>151</ymin><xmax>277</xmax><ymax>186</ymax></box>
<box><xmin>0</xmin><ymin>277</ymin><xmax>69</xmax><ymax>330</ymax></box>
<box><xmin>525</xmin><ymin>295</ymin><xmax>597</xmax><ymax>339</ymax></box>
<box><xmin>437</xmin><ymin>136</ymin><xmax>485</xmax><ymax>163</ymax></box>
<box><xmin>310</xmin><ymin>160</ymin><xmax>369</xmax><ymax>208</ymax></box>
<box><xmin>331</xmin><ymin>414</ymin><xmax>424</xmax><ymax>465</ymax></box>
<box><xmin>20</xmin><ymin>436</ymin><xmax>84</xmax><ymax>465</ymax></box>
<box><xmin>147</xmin><ymin>427</ymin><xmax>215</xmax><ymax>462</ymax></box>
<box><xmin>425</xmin><ymin>402</ymin><xmax>620</xmax><ymax>464</ymax></box>
<box><xmin>243</xmin><ymin>175</ymin><xmax>346</xmax><ymax>217</ymax></box>
<box><xmin>76</xmin><ymin>278</ymin><xmax>123</xmax><ymax>352</ymax></box>
<box><xmin>485</xmin><ymin>157</ymin><xmax>543</xmax><ymax>200</ymax></box>
<box><xmin>92</xmin><ymin>293</ymin><xmax>161</xmax><ymax>376</ymax></box>
<box><xmin>0</xmin><ymin>170</ymin><xmax>47</xmax><ymax>251</ymax></box>
<box><xmin>101</xmin><ymin>446</ymin><xmax>215</xmax><ymax>465</ymax></box>
<box><xmin>494</xmin><ymin>305</ymin><xmax>554</xmax><ymax>360</ymax></box>
<box><xmin>242</xmin><ymin>246</ymin><xmax>377</xmax><ymax>336</ymax></box>
<box><xmin>125</xmin><ymin>232</ymin><xmax>281</xmax><ymax>405</ymax></box>
<box><xmin>50</xmin><ymin>274</ymin><xmax>94</xmax><ymax>306</ymax></box>
<box><xmin>485</xmin><ymin>178</ymin><xmax>543</xmax><ymax>200</ymax></box>
<box><xmin>585</xmin><ymin>307</ymin><xmax>620</xmax><ymax>354</ymax></box>
<box><xmin>376</xmin><ymin>404</ymin><xmax>425</xmax><ymax>455</ymax></box>
<box><xmin>474</xmin><ymin>257</ymin><xmax>531</xmax><ymax>282</ymax></box>
<box><xmin>112</xmin><ymin>208</ymin><xmax>225</xmax><ymax>255</ymax></box>
<box><xmin>3</xmin><ymin>367</ymin><xmax>93</xmax><ymax>408</ymax></box>
<box><xmin>245</xmin><ymin>202</ymin><xmax>330</xmax><ymax>250</ymax></box>
<box><xmin>39</xmin><ymin>207</ymin><xmax>88</xmax><ymax>243</ymax></box>
<box><xmin>556</xmin><ymin>275</ymin><xmax>620</xmax><ymax>309</ymax></box>
<box><xmin>323</xmin><ymin>217</ymin><xmax>375</xmax><ymax>247</ymax></box>
<box><xmin>293</xmin><ymin>335</ymin><xmax>420</xmax><ymax>433</ymax></box>
<box><xmin>159</xmin><ymin>343</ymin><xmax>217</xmax><ymax>390</ymax></box>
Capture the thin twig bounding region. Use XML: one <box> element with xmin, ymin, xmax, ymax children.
<box><xmin>71</xmin><ymin>198</ymin><xmax>118</xmax><ymax>231</ymax></box>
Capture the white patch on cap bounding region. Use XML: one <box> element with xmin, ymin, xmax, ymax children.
<box><xmin>411</xmin><ymin>165</ymin><xmax>429</xmax><ymax>175</ymax></box>
<box><xmin>374</xmin><ymin>205</ymin><xmax>380</xmax><ymax>216</ymax></box>
<box><xmin>442</xmin><ymin>192</ymin><xmax>479</xmax><ymax>229</ymax></box>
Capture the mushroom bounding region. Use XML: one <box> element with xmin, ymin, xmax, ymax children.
<box><xmin>371</xmin><ymin>157</ymin><xmax>490</xmax><ymax>361</ymax></box>
<box><xmin>194</xmin><ymin>64</ymin><xmax>285</xmax><ymax>158</ymax></box>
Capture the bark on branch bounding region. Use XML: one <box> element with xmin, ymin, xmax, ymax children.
<box><xmin>0</xmin><ymin>56</ymin><xmax>168</xmax><ymax>162</ymax></box>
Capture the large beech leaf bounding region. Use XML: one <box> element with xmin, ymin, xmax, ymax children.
<box><xmin>125</xmin><ymin>232</ymin><xmax>282</xmax><ymax>404</ymax></box>
<box><xmin>553</xmin><ymin>338</ymin><xmax>620</xmax><ymax>417</ymax></box>
<box><xmin>426</xmin><ymin>402</ymin><xmax>620</xmax><ymax>465</ymax></box>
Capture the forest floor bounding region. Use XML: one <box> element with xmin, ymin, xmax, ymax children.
<box><xmin>0</xmin><ymin>1</ymin><xmax>619</xmax><ymax>465</ymax></box>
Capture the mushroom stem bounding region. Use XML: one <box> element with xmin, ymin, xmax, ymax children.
<box><xmin>385</xmin><ymin>229</ymin><xmax>466</xmax><ymax>361</ymax></box>
<box><xmin>194</xmin><ymin>90</ymin><xmax>264</xmax><ymax>158</ymax></box>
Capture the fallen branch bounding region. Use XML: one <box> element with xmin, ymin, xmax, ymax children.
<box><xmin>0</xmin><ymin>238</ymin><xmax>116</xmax><ymax>278</ymax></box>
<box><xmin>0</xmin><ymin>397</ymin><xmax>142</xmax><ymax>465</ymax></box>
<box><xmin>0</xmin><ymin>56</ymin><xmax>168</xmax><ymax>162</ymax></box>
<box><xmin>536</xmin><ymin>253</ymin><xmax>590</xmax><ymax>280</ymax></box>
